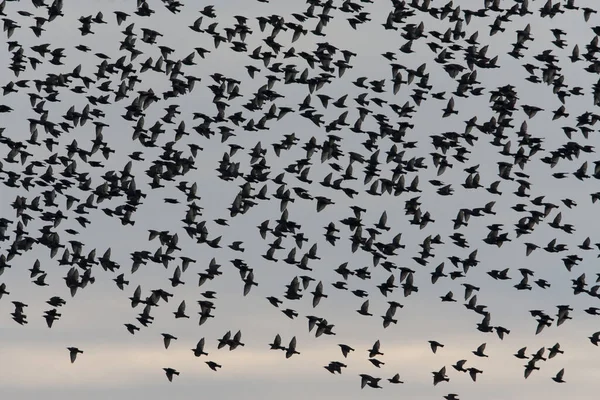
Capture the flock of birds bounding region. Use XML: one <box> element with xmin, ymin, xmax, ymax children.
<box><xmin>2</xmin><ymin>0</ymin><xmax>600</xmax><ymax>397</ymax></box>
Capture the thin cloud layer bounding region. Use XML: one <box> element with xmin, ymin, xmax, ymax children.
<box><xmin>1</xmin><ymin>0</ymin><xmax>600</xmax><ymax>399</ymax></box>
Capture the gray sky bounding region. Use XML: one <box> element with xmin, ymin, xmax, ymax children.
<box><xmin>1</xmin><ymin>0</ymin><xmax>600</xmax><ymax>399</ymax></box>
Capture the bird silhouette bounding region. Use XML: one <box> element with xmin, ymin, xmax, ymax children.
<box><xmin>67</xmin><ymin>347</ymin><xmax>83</xmax><ymax>363</ymax></box>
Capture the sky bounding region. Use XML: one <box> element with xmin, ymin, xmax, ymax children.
<box><xmin>1</xmin><ymin>0</ymin><xmax>600</xmax><ymax>399</ymax></box>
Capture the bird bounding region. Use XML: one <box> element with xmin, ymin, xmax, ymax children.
<box><xmin>339</xmin><ymin>344</ymin><xmax>355</xmax><ymax>358</ymax></box>
<box><xmin>467</xmin><ymin>367</ymin><xmax>483</xmax><ymax>382</ymax></box>
<box><xmin>206</xmin><ymin>361</ymin><xmax>222</xmax><ymax>371</ymax></box>
<box><xmin>444</xmin><ymin>395</ymin><xmax>460</xmax><ymax>400</ymax></box>
<box><xmin>161</xmin><ymin>333</ymin><xmax>177</xmax><ymax>349</ymax></box>
<box><xmin>67</xmin><ymin>347</ymin><xmax>83</xmax><ymax>363</ymax></box>
<box><xmin>514</xmin><ymin>347</ymin><xmax>529</xmax><ymax>359</ymax></box>
<box><xmin>359</xmin><ymin>374</ymin><xmax>382</xmax><ymax>389</ymax></box>
<box><xmin>368</xmin><ymin>358</ymin><xmax>385</xmax><ymax>368</ymax></box>
<box><xmin>388</xmin><ymin>373</ymin><xmax>404</xmax><ymax>384</ymax></box>
<box><xmin>548</xmin><ymin>343</ymin><xmax>564</xmax><ymax>359</ymax></box>
<box><xmin>192</xmin><ymin>338</ymin><xmax>208</xmax><ymax>357</ymax></box>
<box><xmin>368</xmin><ymin>340</ymin><xmax>383</xmax><ymax>358</ymax></box>
<box><xmin>269</xmin><ymin>334</ymin><xmax>284</xmax><ymax>351</ymax></box>
<box><xmin>173</xmin><ymin>300</ymin><xmax>189</xmax><ymax>318</ymax></box>
<box><xmin>432</xmin><ymin>366</ymin><xmax>449</xmax><ymax>385</ymax></box>
<box><xmin>472</xmin><ymin>343</ymin><xmax>488</xmax><ymax>357</ymax></box>
<box><xmin>357</xmin><ymin>300</ymin><xmax>372</xmax><ymax>316</ymax></box>
<box><xmin>324</xmin><ymin>361</ymin><xmax>346</xmax><ymax>374</ymax></box>
<box><xmin>163</xmin><ymin>367</ymin><xmax>179</xmax><ymax>382</ymax></box>
<box><xmin>429</xmin><ymin>340</ymin><xmax>444</xmax><ymax>354</ymax></box>
<box><xmin>285</xmin><ymin>336</ymin><xmax>300</xmax><ymax>359</ymax></box>
<box><xmin>552</xmin><ymin>368</ymin><xmax>566</xmax><ymax>383</ymax></box>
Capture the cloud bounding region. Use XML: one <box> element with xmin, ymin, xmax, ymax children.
<box><xmin>3</xmin><ymin>331</ymin><xmax>597</xmax><ymax>391</ymax></box>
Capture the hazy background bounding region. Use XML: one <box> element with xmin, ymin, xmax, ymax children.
<box><xmin>1</xmin><ymin>0</ymin><xmax>600</xmax><ymax>399</ymax></box>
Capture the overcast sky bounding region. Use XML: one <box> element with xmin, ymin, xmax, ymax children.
<box><xmin>1</xmin><ymin>0</ymin><xmax>600</xmax><ymax>399</ymax></box>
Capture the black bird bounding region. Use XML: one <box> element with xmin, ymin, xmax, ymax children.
<box><xmin>163</xmin><ymin>367</ymin><xmax>179</xmax><ymax>382</ymax></box>
<box><xmin>67</xmin><ymin>347</ymin><xmax>83</xmax><ymax>363</ymax></box>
